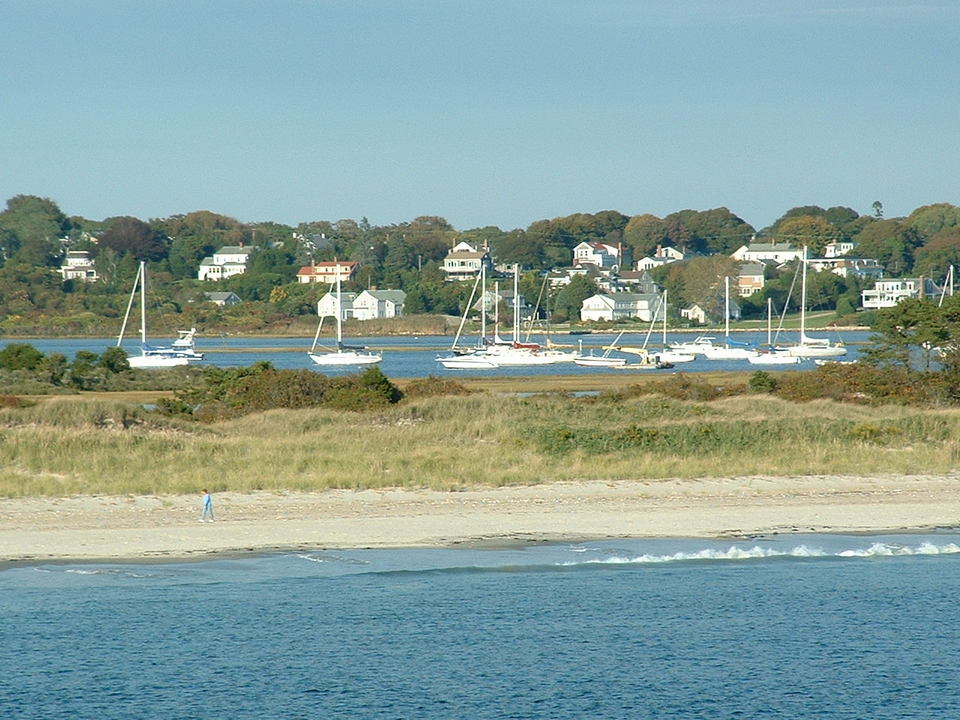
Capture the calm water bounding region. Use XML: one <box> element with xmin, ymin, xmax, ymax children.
<box><xmin>6</xmin><ymin>331</ymin><xmax>872</xmax><ymax>378</ymax></box>
<box><xmin>3</xmin><ymin>534</ymin><xmax>959</xmax><ymax>719</ymax></box>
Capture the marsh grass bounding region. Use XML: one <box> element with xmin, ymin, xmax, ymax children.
<box><xmin>2</xmin><ymin>392</ymin><xmax>959</xmax><ymax>497</ymax></box>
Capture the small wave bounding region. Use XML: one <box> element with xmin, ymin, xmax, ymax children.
<box><xmin>292</xmin><ymin>552</ymin><xmax>368</xmax><ymax>565</ymax></box>
<box><xmin>64</xmin><ymin>568</ymin><xmax>156</xmax><ymax>578</ymax></box>
<box><xmin>557</xmin><ymin>542</ymin><xmax>960</xmax><ymax>567</ymax></box>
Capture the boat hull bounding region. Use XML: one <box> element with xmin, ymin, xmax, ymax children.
<box><xmin>129</xmin><ymin>354</ymin><xmax>189</xmax><ymax>369</ymax></box>
<box><xmin>308</xmin><ymin>352</ymin><xmax>382</xmax><ymax>366</ymax></box>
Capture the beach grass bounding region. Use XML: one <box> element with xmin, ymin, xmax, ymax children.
<box><xmin>1</xmin><ymin>390</ymin><xmax>958</xmax><ymax>498</ymax></box>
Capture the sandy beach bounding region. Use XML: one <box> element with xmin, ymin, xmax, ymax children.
<box><xmin>2</xmin><ymin>473</ymin><xmax>959</xmax><ymax>565</ymax></box>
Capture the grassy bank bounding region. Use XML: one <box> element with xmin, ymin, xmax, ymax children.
<box><xmin>1</xmin><ymin>390</ymin><xmax>957</xmax><ymax>497</ymax></box>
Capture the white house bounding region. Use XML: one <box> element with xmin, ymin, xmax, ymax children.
<box><xmin>580</xmin><ymin>292</ymin><xmax>660</xmax><ymax>322</ymax></box>
<box><xmin>198</xmin><ymin>245</ymin><xmax>252</xmax><ymax>281</ymax></box>
<box><xmin>635</xmin><ymin>245</ymin><xmax>689</xmax><ymax>271</ymax></box>
<box><xmin>731</xmin><ymin>241</ymin><xmax>804</xmax><ymax>264</ymax></box>
<box><xmin>547</xmin><ymin>265</ymin><xmax>619</xmax><ymax>293</ymax></box>
<box><xmin>317</xmin><ymin>291</ymin><xmax>358</xmax><ymax>319</ymax></box>
<box><xmin>60</xmin><ymin>250</ymin><xmax>98</xmax><ymax>282</ymax></box>
<box><xmin>823</xmin><ymin>241</ymin><xmax>855</xmax><ymax>258</ymax></box>
<box><xmin>573</xmin><ymin>241</ymin><xmax>619</xmax><ymax>269</ymax></box>
<box><xmin>861</xmin><ymin>277</ymin><xmax>940</xmax><ymax>309</ymax></box>
<box><xmin>807</xmin><ymin>257</ymin><xmax>883</xmax><ymax>281</ymax></box>
<box><xmin>681</xmin><ymin>299</ymin><xmax>741</xmax><ymax>325</ymax></box>
<box><xmin>352</xmin><ymin>289</ymin><xmax>406</xmax><ymax>320</ymax></box>
<box><xmin>441</xmin><ymin>241</ymin><xmax>492</xmax><ymax>281</ymax></box>
<box><xmin>297</xmin><ymin>261</ymin><xmax>358</xmax><ymax>284</ymax></box>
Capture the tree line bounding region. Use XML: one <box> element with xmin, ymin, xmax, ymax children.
<box><xmin>1</xmin><ymin>194</ymin><xmax>959</xmax><ymax>332</ymax></box>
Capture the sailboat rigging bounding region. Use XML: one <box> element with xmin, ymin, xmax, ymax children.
<box><xmin>117</xmin><ymin>261</ymin><xmax>201</xmax><ymax>368</ymax></box>
<box><xmin>308</xmin><ymin>272</ymin><xmax>382</xmax><ymax>367</ymax></box>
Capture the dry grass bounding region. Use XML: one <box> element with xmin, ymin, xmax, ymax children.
<box><xmin>1</xmin><ymin>391</ymin><xmax>958</xmax><ymax>498</ymax></box>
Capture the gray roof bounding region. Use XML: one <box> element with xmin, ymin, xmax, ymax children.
<box><xmin>366</xmin><ymin>290</ymin><xmax>406</xmax><ymax>302</ymax></box>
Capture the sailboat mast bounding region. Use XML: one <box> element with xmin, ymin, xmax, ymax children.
<box><xmin>724</xmin><ymin>275</ymin><xmax>730</xmax><ymax>341</ymax></box>
<box><xmin>480</xmin><ymin>264</ymin><xmax>487</xmax><ymax>345</ymax></box>
<box><xmin>117</xmin><ymin>261</ymin><xmax>141</xmax><ymax>347</ymax></box>
<box><xmin>513</xmin><ymin>264</ymin><xmax>520</xmax><ymax>344</ymax></box>
<box><xmin>335</xmin><ymin>272</ymin><xmax>343</xmax><ymax>347</ymax></box>
<box><xmin>767</xmin><ymin>297</ymin><xmax>773</xmax><ymax>347</ymax></box>
<box><xmin>800</xmin><ymin>247</ymin><xmax>808</xmax><ymax>342</ymax></box>
<box><xmin>662</xmin><ymin>288</ymin><xmax>668</xmax><ymax>346</ymax></box>
<box><xmin>139</xmin><ymin>261</ymin><xmax>147</xmax><ymax>346</ymax></box>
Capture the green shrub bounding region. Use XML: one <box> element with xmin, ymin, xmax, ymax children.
<box><xmin>0</xmin><ymin>343</ymin><xmax>44</xmax><ymax>371</ymax></box>
<box><xmin>401</xmin><ymin>376</ymin><xmax>471</xmax><ymax>400</ymax></box>
<box><xmin>748</xmin><ymin>371</ymin><xmax>778</xmax><ymax>393</ymax></box>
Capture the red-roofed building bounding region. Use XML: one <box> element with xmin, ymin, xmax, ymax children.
<box><xmin>297</xmin><ymin>261</ymin><xmax>359</xmax><ymax>284</ymax></box>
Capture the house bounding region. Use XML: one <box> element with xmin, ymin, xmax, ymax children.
<box><xmin>681</xmin><ymin>299</ymin><xmax>741</xmax><ymax>325</ymax></box>
<box><xmin>736</xmin><ymin>262</ymin><xmax>766</xmax><ymax>297</ymax></box>
<box><xmin>203</xmin><ymin>291</ymin><xmax>241</xmax><ymax>307</ymax></box>
<box><xmin>731</xmin><ymin>241</ymin><xmax>804</xmax><ymax>264</ymax></box>
<box><xmin>573</xmin><ymin>241</ymin><xmax>619</xmax><ymax>269</ymax></box>
<box><xmin>823</xmin><ymin>241</ymin><xmax>855</xmax><ymax>258</ymax></box>
<box><xmin>475</xmin><ymin>286</ymin><xmax>530</xmax><ymax>322</ymax></box>
<box><xmin>635</xmin><ymin>245</ymin><xmax>689</xmax><ymax>271</ymax></box>
<box><xmin>317</xmin><ymin>291</ymin><xmax>358</xmax><ymax>319</ymax></box>
<box><xmin>441</xmin><ymin>241</ymin><xmax>492</xmax><ymax>281</ymax></box>
<box><xmin>861</xmin><ymin>277</ymin><xmax>941</xmax><ymax>309</ymax></box>
<box><xmin>807</xmin><ymin>257</ymin><xmax>883</xmax><ymax>281</ymax></box>
<box><xmin>198</xmin><ymin>245</ymin><xmax>252</xmax><ymax>281</ymax></box>
<box><xmin>352</xmin><ymin>289</ymin><xmax>406</xmax><ymax>320</ymax></box>
<box><xmin>60</xmin><ymin>250</ymin><xmax>98</xmax><ymax>282</ymax></box>
<box><xmin>580</xmin><ymin>292</ymin><xmax>660</xmax><ymax>322</ymax></box>
<box><xmin>616</xmin><ymin>270</ymin><xmax>660</xmax><ymax>294</ymax></box>
<box><xmin>547</xmin><ymin>265</ymin><xmax>619</xmax><ymax>293</ymax></box>
<box><xmin>297</xmin><ymin>261</ymin><xmax>359</xmax><ymax>284</ymax></box>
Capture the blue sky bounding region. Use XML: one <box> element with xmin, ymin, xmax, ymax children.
<box><xmin>2</xmin><ymin>0</ymin><xmax>958</xmax><ymax>231</ymax></box>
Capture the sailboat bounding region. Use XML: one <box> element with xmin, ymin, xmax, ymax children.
<box><xmin>703</xmin><ymin>277</ymin><xmax>759</xmax><ymax>360</ymax></box>
<box><xmin>480</xmin><ymin>266</ymin><xmax>559</xmax><ymax>366</ymax></box>
<box><xmin>654</xmin><ymin>289</ymin><xmax>695</xmax><ymax>364</ymax></box>
<box><xmin>784</xmin><ymin>248</ymin><xmax>847</xmax><ymax>358</ymax></box>
<box><xmin>117</xmin><ymin>261</ymin><xmax>198</xmax><ymax>369</ymax></box>
<box><xmin>437</xmin><ymin>266</ymin><xmax>498</xmax><ymax>369</ymax></box>
<box><xmin>308</xmin><ymin>274</ymin><xmax>382</xmax><ymax>367</ymax></box>
<box><xmin>748</xmin><ymin>298</ymin><xmax>801</xmax><ymax>365</ymax></box>
<box><xmin>573</xmin><ymin>330</ymin><xmax>629</xmax><ymax>367</ymax></box>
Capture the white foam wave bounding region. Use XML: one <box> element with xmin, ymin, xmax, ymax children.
<box><xmin>557</xmin><ymin>542</ymin><xmax>960</xmax><ymax>567</ymax></box>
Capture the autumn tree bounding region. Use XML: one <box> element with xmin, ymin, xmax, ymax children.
<box><xmin>98</xmin><ymin>216</ymin><xmax>170</xmax><ymax>261</ymax></box>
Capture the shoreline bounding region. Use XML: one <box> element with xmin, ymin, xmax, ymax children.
<box><xmin>3</xmin><ymin>475</ymin><xmax>959</xmax><ymax>567</ymax></box>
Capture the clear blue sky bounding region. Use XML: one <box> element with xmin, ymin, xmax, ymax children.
<box><xmin>2</xmin><ymin>0</ymin><xmax>958</xmax><ymax>232</ymax></box>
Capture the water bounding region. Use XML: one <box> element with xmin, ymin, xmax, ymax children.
<box><xmin>5</xmin><ymin>331</ymin><xmax>872</xmax><ymax>378</ymax></box>
<box><xmin>3</xmin><ymin>533</ymin><xmax>959</xmax><ymax>719</ymax></box>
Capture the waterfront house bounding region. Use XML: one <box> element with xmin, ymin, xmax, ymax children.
<box><xmin>317</xmin><ymin>290</ymin><xmax>358</xmax><ymax>319</ymax></box>
<box><xmin>861</xmin><ymin>277</ymin><xmax>940</xmax><ymax>309</ymax></box>
<box><xmin>441</xmin><ymin>241</ymin><xmax>492</xmax><ymax>282</ymax></box>
<box><xmin>736</xmin><ymin>261</ymin><xmax>766</xmax><ymax>296</ymax></box>
<box><xmin>573</xmin><ymin>241</ymin><xmax>620</xmax><ymax>269</ymax></box>
<box><xmin>352</xmin><ymin>289</ymin><xmax>406</xmax><ymax>320</ymax></box>
<box><xmin>580</xmin><ymin>292</ymin><xmax>660</xmax><ymax>322</ymax></box>
<box><xmin>635</xmin><ymin>245</ymin><xmax>691</xmax><ymax>271</ymax></box>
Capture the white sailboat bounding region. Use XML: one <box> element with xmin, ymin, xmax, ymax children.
<box><xmin>437</xmin><ymin>266</ymin><xmax>497</xmax><ymax>369</ymax></box>
<box><xmin>308</xmin><ymin>274</ymin><xmax>382</xmax><ymax>367</ymax></box>
<box><xmin>573</xmin><ymin>330</ymin><xmax>629</xmax><ymax>368</ymax></box>
<box><xmin>655</xmin><ymin>289</ymin><xmax>695</xmax><ymax>364</ymax></box>
<box><xmin>481</xmin><ymin>266</ymin><xmax>561</xmax><ymax>366</ymax></box>
<box><xmin>703</xmin><ymin>277</ymin><xmax>759</xmax><ymax>360</ymax></box>
<box><xmin>784</xmin><ymin>248</ymin><xmax>847</xmax><ymax>358</ymax></box>
<box><xmin>117</xmin><ymin>261</ymin><xmax>194</xmax><ymax>369</ymax></box>
<box><xmin>748</xmin><ymin>298</ymin><xmax>802</xmax><ymax>365</ymax></box>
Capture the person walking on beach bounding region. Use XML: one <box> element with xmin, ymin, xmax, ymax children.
<box><xmin>200</xmin><ymin>489</ymin><xmax>215</xmax><ymax>522</ymax></box>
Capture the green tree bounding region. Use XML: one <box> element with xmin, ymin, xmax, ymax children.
<box><xmin>912</xmin><ymin>226</ymin><xmax>960</xmax><ymax>281</ymax></box>
<box><xmin>98</xmin><ymin>217</ymin><xmax>170</xmax><ymax>261</ymax></box>
<box><xmin>905</xmin><ymin>203</ymin><xmax>960</xmax><ymax>240</ymax></box>
<box><xmin>99</xmin><ymin>346</ymin><xmax>131</xmax><ymax>373</ymax></box>
<box><xmin>0</xmin><ymin>343</ymin><xmax>44</xmax><ymax>370</ymax></box>
<box><xmin>853</xmin><ymin>219</ymin><xmax>921</xmax><ymax>275</ymax></box>
<box><xmin>553</xmin><ymin>275</ymin><xmax>597</xmax><ymax>322</ymax></box>
<box><xmin>0</xmin><ymin>195</ymin><xmax>70</xmax><ymax>267</ymax></box>
<box><xmin>623</xmin><ymin>214</ymin><xmax>669</xmax><ymax>260</ymax></box>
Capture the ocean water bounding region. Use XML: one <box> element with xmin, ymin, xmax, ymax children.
<box><xmin>3</xmin><ymin>533</ymin><xmax>959</xmax><ymax>719</ymax></box>
<box><xmin>10</xmin><ymin>331</ymin><xmax>871</xmax><ymax>378</ymax></box>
